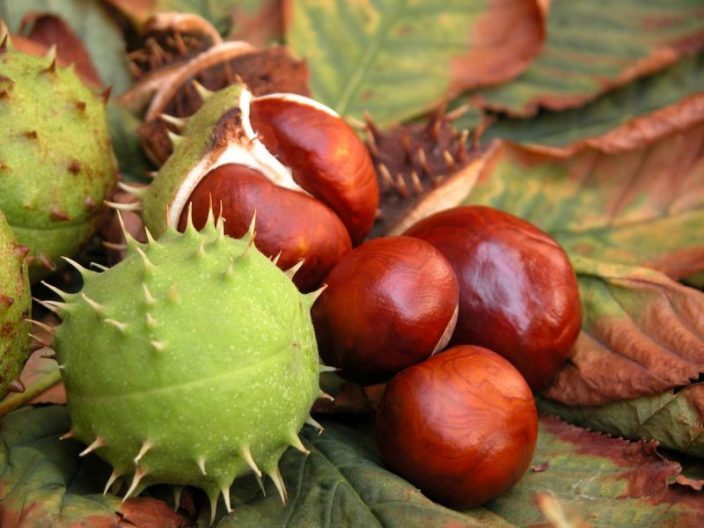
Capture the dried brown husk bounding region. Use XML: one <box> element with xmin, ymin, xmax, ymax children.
<box><xmin>367</xmin><ymin>111</ymin><xmax>483</xmax><ymax>238</ymax></box>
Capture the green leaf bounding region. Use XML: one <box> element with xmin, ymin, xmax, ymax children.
<box><xmin>3</xmin><ymin>407</ymin><xmax>704</xmax><ymax>526</ymax></box>
<box><xmin>220</xmin><ymin>418</ymin><xmax>507</xmax><ymax>527</ymax></box>
<box><xmin>0</xmin><ymin>0</ymin><xmax>132</xmax><ymax>94</ymax></box>
<box><xmin>539</xmin><ymin>385</ymin><xmax>704</xmax><ymax>459</ymax></box>
<box><xmin>479</xmin><ymin>52</ymin><xmax>704</xmax><ymax>147</ymax></box>
<box><xmin>222</xmin><ymin>416</ymin><xmax>704</xmax><ymax>527</ymax></box>
<box><xmin>0</xmin><ymin>406</ymin><xmax>186</xmax><ymax>527</ymax></box>
<box><xmin>475</xmin><ymin>0</ymin><xmax>704</xmax><ymax>117</ymax></box>
<box><xmin>286</xmin><ymin>0</ymin><xmax>544</xmax><ymax>126</ymax></box>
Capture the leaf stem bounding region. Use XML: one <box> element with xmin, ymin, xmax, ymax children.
<box><xmin>0</xmin><ymin>370</ymin><xmax>63</xmax><ymax>417</ymax></box>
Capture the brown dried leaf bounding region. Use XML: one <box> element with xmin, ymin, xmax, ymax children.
<box><xmin>229</xmin><ymin>0</ymin><xmax>283</xmax><ymax>46</ymax></box>
<box><xmin>544</xmin><ymin>259</ymin><xmax>704</xmax><ymax>405</ymax></box>
<box><xmin>19</xmin><ymin>13</ymin><xmax>103</xmax><ymax>88</ymax></box>
<box><xmin>449</xmin><ymin>0</ymin><xmax>548</xmax><ymax>91</ymax></box>
<box><xmin>514</xmin><ymin>94</ymin><xmax>704</xmax><ymax>157</ymax></box>
<box><xmin>118</xmin><ymin>497</ymin><xmax>189</xmax><ymax>527</ymax></box>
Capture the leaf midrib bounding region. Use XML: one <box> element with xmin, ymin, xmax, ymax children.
<box><xmin>334</xmin><ymin>0</ymin><xmax>404</xmax><ymax>115</ymax></box>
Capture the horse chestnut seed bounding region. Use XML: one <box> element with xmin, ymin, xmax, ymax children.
<box><xmin>405</xmin><ymin>206</ymin><xmax>581</xmax><ymax>391</ymax></box>
<box><xmin>312</xmin><ymin>236</ymin><xmax>459</xmax><ymax>384</ymax></box>
<box><xmin>142</xmin><ymin>85</ymin><xmax>378</xmax><ymax>292</ymax></box>
<box><xmin>375</xmin><ymin>345</ymin><xmax>538</xmax><ymax>508</ymax></box>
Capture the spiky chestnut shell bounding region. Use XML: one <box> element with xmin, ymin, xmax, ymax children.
<box><xmin>0</xmin><ymin>209</ymin><xmax>31</xmax><ymax>398</ymax></box>
<box><xmin>0</xmin><ymin>40</ymin><xmax>117</xmax><ymax>281</ymax></box>
<box><xmin>141</xmin><ymin>83</ymin><xmax>378</xmax><ymax>291</ymax></box>
<box><xmin>54</xmin><ymin>216</ymin><xmax>321</xmax><ymax>514</ymax></box>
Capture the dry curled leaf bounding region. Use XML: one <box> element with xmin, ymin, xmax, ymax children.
<box><xmin>545</xmin><ymin>259</ymin><xmax>704</xmax><ymax>406</ymax></box>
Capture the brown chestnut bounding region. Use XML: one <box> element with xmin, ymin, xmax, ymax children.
<box><xmin>168</xmin><ymin>90</ymin><xmax>379</xmax><ymax>291</ymax></box>
<box><xmin>405</xmin><ymin>206</ymin><xmax>581</xmax><ymax>391</ymax></box>
<box><xmin>312</xmin><ymin>236</ymin><xmax>459</xmax><ymax>384</ymax></box>
<box><xmin>375</xmin><ymin>345</ymin><xmax>538</xmax><ymax>509</ymax></box>
<box><xmin>180</xmin><ymin>163</ymin><xmax>352</xmax><ymax>291</ymax></box>
<box><xmin>249</xmin><ymin>94</ymin><xmax>379</xmax><ymax>244</ymax></box>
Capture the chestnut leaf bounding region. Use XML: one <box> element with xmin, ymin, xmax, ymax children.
<box><xmin>473</xmin><ymin>0</ymin><xmax>704</xmax><ymax>117</ymax></box>
<box><xmin>220</xmin><ymin>416</ymin><xmax>704</xmax><ymax>527</ymax></box>
<box><xmin>477</xmin><ymin>52</ymin><xmax>704</xmax><ymax>149</ymax></box>
<box><xmin>0</xmin><ymin>406</ymin><xmax>187</xmax><ymax>528</ymax></box>
<box><xmin>219</xmin><ymin>417</ymin><xmax>505</xmax><ymax>527</ymax></box>
<box><xmin>3</xmin><ymin>406</ymin><xmax>703</xmax><ymax>527</ymax></box>
<box><xmin>544</xmin><ymin>257</ymin><xmax>704</xmax><ymax>406</ymax></box>
<box><xmin>285</xmin><ymin>0</ymin><xmax>545</xmax><ymax>126</ymax></box>
<box><xmin>394</xmin><ymin>113</ymin><xmax>704</xmax><ymax>279</ymax></box>
<box><xmin>540</xmin><ymin>384</ymin><xmax>704</xmax><ymax>459</ymax></box>
<box><xmin>484</xmin><ymin>416</ymin><xmax>704</xmax><ymax>527</ymax></box>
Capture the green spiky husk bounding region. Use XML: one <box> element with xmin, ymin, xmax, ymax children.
<box><xmin>0</xmin><ymin>44</ymin><xmax>117</xmax><ymax>281</ymax></box>
<box><xmin>142</xmin><ymin>84</ymin><xmax>245</xmax><ymax>237</ymax></box>
<box><xmin>54</xmin><ymin>218</ymin><xmax>320</xmax><ymax>502</ymax></box>
<box><xmin>0</xmin><ymin>209</ymin><xmax>30</xmax><ymax>398</ymax></box>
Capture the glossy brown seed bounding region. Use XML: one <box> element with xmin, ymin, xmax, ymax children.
<box><xmin>249</xmin><ymin>95</ymin><xmax>379</xmax><ymax>244</ymax></box>
<box><xmin>405</xmin><ymin>205</ymin><xmax>581</xmax><ymax>391</ymax></box>
<box><xmin>179</xmin><ymin>163</ymin><xmax>352</xmax><ymax>291</ymax></box>
<box><xmin>312</xmin><ymin>236</ymin><xmax>459</xmax><ymax>384</ymax></box>
<box><xmin>375</xmin><ymin>345</ymin><xmax>538</xmax><ymax>508</ymax></box>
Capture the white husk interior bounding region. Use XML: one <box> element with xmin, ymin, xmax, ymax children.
<box><xmin>168</xmin><ymin>88</ymin><xmax>310</xmax><ymax>227</ymax></box>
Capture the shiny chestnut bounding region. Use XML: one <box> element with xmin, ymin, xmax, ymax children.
<box><xmin>181</xmin><ymin>164</ymin><xmax>352</xmax><ymax>291</ymax></box>
<box><xmin>249</xmin><ymin>94</ymin><xmax>378</xmax><ymax>244</ymax></box>
<box><xmin>312</xmin><ymin>236</ymin><xmax>459</xmax><ymax>384</ymax></box>
<box><xmin>143</xmin><ymin>85</ymin><xmax>379</xmax><ymax>292</ymax></box>
<box><xmin>405</xmin><ymin>206</ymin><xmax>581</xmax><ymax>391</ymax></box>
<box><xmin>375</xmin><ymin>345</ymin><xmax>538</xmax><ymax>509</ymax></box>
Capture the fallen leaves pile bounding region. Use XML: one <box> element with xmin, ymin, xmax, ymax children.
<box><xmin>1</xmin><ymin>1</ymin><xmax>704</xmax><ymax>526</ymax></box>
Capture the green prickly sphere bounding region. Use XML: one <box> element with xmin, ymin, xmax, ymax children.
<box><xmin>0</xmin><ymin>209</ymin><xmax>30</xmax><ymax>398</ymax></box>
<box><xmin>53</xmin><ymin>215</ymin><xmax>322</xmax><ymax>516</ymax></box>
<box><xmin>0</xmin><ymin>36</ymin><xmax>117</xmax><ymax>281</ymax></box>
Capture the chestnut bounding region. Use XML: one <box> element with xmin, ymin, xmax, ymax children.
<box><xmin>405</xmin><ymin>206</ymin><xmax>581</xmax><ymax>391</ymax></box>
<box><xmin>249</xmin><ymin>94</ymin><xmax>379</xmax><ymax>245</ymax></box>
<box><xmin>181</xmin><ymin>164</ymin><xmax>352</xmax><ymax>291</ymax></box>
<box><xmin>312</xmin><ymin>236</ymin><xmax>459</xmax><ymax>384</ymax></box>
<box><xmin>375</xmin><ymin>345</ymin><xmax>538</xmax><ymax>509</ymax></box>
<box><xmin>144</xmin><ymin>85</ymin><xmax>378</xmax><ymax>291</ymax></box>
